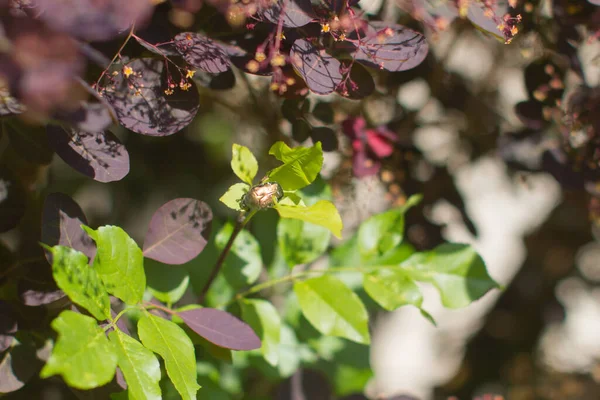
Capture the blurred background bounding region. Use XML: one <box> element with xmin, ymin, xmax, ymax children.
<box><xmin>3</xmin><ymin>0</ymin><xmax>600</xmax><ymax>399</ymax></box>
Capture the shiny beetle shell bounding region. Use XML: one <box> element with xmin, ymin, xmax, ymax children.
<box><xmin>240</xmin><ymin>182</ymin><xmax>284</xmax><ymax>211</ymax></box>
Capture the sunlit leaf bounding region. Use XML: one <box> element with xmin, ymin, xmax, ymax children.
<box><xmin>219</xmin><ymin>183</ymin><xmax>250</xmax><ymax>211</ymax></box>
<box><xmin>262</xmin><ymin>0</ymin><xmax>316</xmax><ymax>27</ymax></box>
<box><xmin>240</xmin><ymin>299</ymin><xmax>281</xmax><ymax>366</ymax></box>
<box><xmin>83</xmin><ymin>225</ymin><xmax>145</xmax><ymax>305</ymax></box>
<box><xmin>401</xmin><ymin>243</ymin><xmax>501</xmax><ymax>308</ymax></box>
<box><xmin>45</xmin><ymin>245</ymin><xmax>110</xmax><ymax>321</ymax></box>
<box><xmin>41</xmin><ymin>311</ymin><xmax>117</xmax><ymax>389</ymax></box>
<box><xmin>294</xmin><ymin>275</ymin><xmax>370</xmax><ymax>344</ymax></box>
<box><xmin>231</xmin><ymin>144</ymin><xmax>258</xmax><ymax>185</ymax></box>
<box><xmin>275</xmin><ymin>200</ymin><xmax>342</xmax><ymax>239</ymax></box>
<box><xmin>143</xmin><ymin>198</ymin><xmax>213</xmax><ymax>265</ymax></box>
<box><xmin>138</xmin><ymin>314</ymin><xmax>200</xmax><ymax>400</ymax></box>
<box><xmin>174</xmin><ymin>32</ymin><xmax>232</xmax><ymax>73</ymax></box>
<box><xmin>215</xmin><ymin>221</ymin><xmax>262</xmax><ymax>288</ymax></box>
<box><xmin>363</xmin><ymin>269</ymin><xmax>423</xmax><ymax>311</ymax></box>
<box><xmin>0</xmin><ymin>342</ymin><xmax>38</xmax><ymax>394</ymax></box>
<box><xmin>109</xmin><ymin>330</ymin><xmax>161</xmax><ymax>400</ymax></box>
<box><xmin>290</xmin><ymin>39</ymin><xmax>343</xmax><ymax>95</ymax></box>
<box><xmin>267</xmin><ymin>141</ymin><xmax>323</xmax><ymax>191</ymax></box>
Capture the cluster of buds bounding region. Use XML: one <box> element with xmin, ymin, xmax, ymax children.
<box><xmin>164</xmin><ymin>68</ymin><xmax>195</xmax><ymax>95</ymax></box>
<box><xmin>497</xmin><ymin>13</ymin><xmax>522</xmax><ymax>44</ymax></box>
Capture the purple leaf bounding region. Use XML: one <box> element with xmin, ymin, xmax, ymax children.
<box><xmin>0</xmin><ymin>167</ymin><xmax>26</xmax><ymax>233</ymax></box>
<box><xmin>40</xmin><ymin>192</ymin><xmax>96</xmax><ymax>263</ymax></box>
<box><xmin>0</xmin><ymin>301</ymin><xmax>17</xmax><ymax>353</ymax></box>
<box><xmin>18</xmin><ymin>285</ymin><xmax>66</xmax><ymax>307</ymax></box>
<box><xmin>5</xmin><ymin>119</ymin><xmax>54</xmax><ymax>165</ymax></box>
<box><xmin>47</xmin><ymin>126</ymin><xmax>130</xmax><ymax>183</ymax></box>
<box><xmin>143</xmin><ymin>198</ymin><xmax>213</xmax><ymax>265</ymax></box>
<box><xmin>291</xmin><ymin>39</ymin><xmax>343</xmax><ymax>95</ymax></box>
<box><xmin>115</xmin><ymin>367</ymin><xmax>127</xmax><ymax>389</ymax></box>
<box><xmin>262</xmin><ymin>0</ymin><xmax>316</xmax><ymax>27</ymax></box>
<box><xmin>57</xmin><ymin>102</ymin><xmax>115</xmax><ymax>133</ymax></box>
<box><xmin>178</xmin><ymin>308</ymin><xmax>261</xmax><ymax>350</ymax></box>
<box><xmin>102</xmin><ymin>58</ymin><xmax>200</xmax><ymax>136</ymax></box>
<box><xmin>193</xmin><ymin>69</ymin><xmax>236</xmax><ymax>91</ymax></box>
<box><xmin>335</xmin><ymin>62</ymin><xmax>374</xmax><ymax>100</ymax></box>
<box><xmin>353</xmin><ymin>22</ymin><xmax>428</xmax><ymax>72</ymax></box>
<box><xmin>32</xmin><ymin>0</ymin><xmax>153</xmax><ymax>42</ymax></box>
<box><xmin>0</xmin><ymin>342</ymin><xmax>39</xmax><ymax>394</ymax></box>
<box><xmin>174</xmin><ymin>32</ymin><xmax>232</xmax><ymax>73</ymax></box>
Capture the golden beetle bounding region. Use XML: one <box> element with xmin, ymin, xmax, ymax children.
<box><xmin>240</xmin><ymin>182</ymin><xmax>284</xmax><ymax>211</ymax></box>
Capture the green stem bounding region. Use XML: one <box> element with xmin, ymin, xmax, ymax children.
<box><xmin>225</xmin><ymin>264</ymin><xmax>398</xmax><ymax>307</ymax></box>
<box><xmin>198</xmin><ymin>210</ymin><xmax>257</xmax><ymax>304</ymax></box>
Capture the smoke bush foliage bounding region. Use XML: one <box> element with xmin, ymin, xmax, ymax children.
<box><xmin>0</xmin><ymin>0</ymin><xmax>599</xmax><ymax>398</ymax></box>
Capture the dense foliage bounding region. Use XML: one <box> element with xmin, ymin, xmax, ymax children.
<box><xmin>2</xmin><ymin>0</ymin><xmax>600</xmax><ymax>399</ymax></box>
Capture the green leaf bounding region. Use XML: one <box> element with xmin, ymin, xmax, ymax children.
<box><xmin>219</xmin><ymin>183</ymin><xmax>250</xmax><ymax>211</ymax></box>
<box><xmin>231</xmin><ymin>144</ymin><xmax>258</xmax><ymax>185</ymax></box>
<box><xmin>109</xmin><ymin>330</ymin><xmax>161</xmax><ymax>400</ymax></box>
<box><xmin>46</xmin><ymin>245</ymin><xmax>110</xmax><ymax>321</ymax></box>
<box><xmin>275</xmin><ymin>200</ymin><xmax>342</xmax><ymax>239</ymax></box>
<box><xmin>277</xmin><ymin>218</ymin><xmax>330</xmax><ymax>267</ymax></box>
<box><xmin>82</xmin><ymin>225</ymin><xmax>145</xmax><ymax>305</ymax></box>
<box><xmin>294</xmin><ymin>275</ymin><xmax>370</xmax><ymax>344</ymax></box>
<box><xmin>145</xmin><ymin>258</ymin><xmax>190</xmax><ymax>305</ymax></box>
<box><xmin>40</xmin><ymin>310</ymin><xmax>117</xmax><ymax>389</ymax></box>
<box><xmin>215</xmin><ymin>221</ymin><xmax>262</xmax><ymax>288</ymax></box>
<box><xmin>240</xmin><ymin>299</ymin><xmax>281</xmax><ymax>366</ymax></box>
<box><xmin>363</xmin><ymin>269</ymin><xmax>423</xmax><ymax>311</ymax></box>
<box><xmin>357</xmin><ymin>208</ymin><xmax>405</xmax><ymax>259</ymax></box>
<box><xmin>267</xmin><ymin>141</ymin><xmax>323</xmax><ymax>191</ymax></box>
<box><xmin>138</xmin><ymin>314</ymin><xmax>200</xmax><ymax>400</ymax></box>
<box><xmin>401</xmin><ymin>243</ymin><xmax>501</xmax><ymax>308</ymax></box>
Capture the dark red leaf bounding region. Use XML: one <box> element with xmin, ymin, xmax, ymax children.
<box><xmin>0</xmin><ymin>301</ymin><xmax>16</xmax><ymax>353</ymax></box>
<box><xmin>366</xmin><ymin>129</ymin><xmax>396</xmax><ymax>158</ymax></box>
<box><xmin>515</xmin><ymin>100</ymin><xmax>547</xmax><ymax>130</ymax></box>
<box><xmin>41</xmin><ymin>192</ymin><xmax>96</xmax><ymax>263</ymax></box>
<box><xmin>5</xmin><ymin>119</ymin><xmax>54</xmax><ymax>165</ymax></box>
<box><xmin>143</xmin><ymin>198</ymin><xmax>212</xmax><ymax>265</ymax></box>
<box><xmin>352</xmin><ymin>140</ymin><xmax>381</xmax><ymax>177</ymax></box>
<box><xmin>291</xmin><ymin>39</ymin><xmax>343</xmax><ymax>95</ymax></box>
<box><xmin>262</xmin><ymin>0</ymin><xmax>316</xmax><ymax>27</ymax></box>
<box><xmin>102</xmin><ymin>58</ymin><xmax>200</xmax><ymax>136</ymax></box>
<box><xmin>174</xmin><ymin>32</ymin><xmax>232</xmax><ymax>73</ymax></box>
<box><xmin>353</xmin><ymin>22</ymin><xmax>428</xmax><ymax>72</ymax></box>
<box><xmin>0</xmin><ymin>167</ymin><xmax>26</xmax><ymax>233</ymax></box>
<box><xmin>311</xmin><ymin>126</ymin><xmax>338</xmax><ymax>151</ymax></box>
<box><xmin>18</xmin><ymin>285</ymin><xmax>66</xmax><ymax>307</ymax></box>
<box><xmin>178</xmin><ymin>308</ymin><xmax>261</xmax><ymax>350</ymax></box>
<box><xmin>335</xmin><ymin>62</ymin><xmax>374</xmax><ymax>100</ymax></box>
<box><xmin>0</xmin><ymin>342</ymin><xmax>39</xmax><ymax>394</ymax></box>
<box><xmin>57</xmin><ymin>102</ymin><xmax>115</xmax><ymax>133</ymax></box>
<box><xmin>47</xmin><ymin>126</ymin><xmax>130</xmax><ymax>183</ymax></box>
<box><xmin>33</xmin><ymin>0</ymin><xmax>153</xmax><ymax>42</ymax></box>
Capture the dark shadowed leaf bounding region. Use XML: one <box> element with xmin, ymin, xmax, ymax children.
<box><xmin>0</xmin><ymin>342</ymin><xmax>40</xmax><ymax>394</ymax></box>
<box><xmin>312</xmin><ymin>101</ymin><xmax>334</xmax><ymax>124</ymax></box>
<box><xmin>47</xmin><ymin>125</ymin><xmax>130</xmax><ymax>182</ymax></box>
<box><xmin>515</xmin><ymin>100</ymin><xmax>547</xmax><ymax>130</ymax></box>
<box><xmin>292</xmin><ymin>119</ymin><xmax>312</xmax><ymax>142</ymax></box>
<box><xmin>193</xmin><ymin>69</ymin><xmax>236</xmax><ymax>91</ymax></box>
<box><xmin>174</xmin><ymin>32</ymin><xmax>231</xmax><ymax>73</ymax></box>
<box><xmin>143</xmin><ymin>198</ymin><xmax>213</xmax><ymax>265</ymax></box>
<box><xmin>0</xmin><ymin>301</ymin><xmax>16</xmax><ymax>353</ymax></box>
<box><xmin>178</xmin><ymin>308</ymin><xmax>261</xmax><ymax>350</ymax></box>
<box><xmin>0</xmin><ymin>166</ymin><xmax>26</xmax><ymax>233</ymax></box>
<box><xmin>5</xmin><ymin>119</ymin><xmax>54</xmax><ymax>165</ymax></box>
<box><xmin>353</xmin><ymin>22</ymin><xmax>428</xmax><ymax>72</ymax></box>
<box><xmin>262</xmin><ymin>0</ymin><xmax>316</xmax><ymax>27</ymax></box>
<box><xmin>33</xmin><ymin>0</ymin><xmax>152</xmax><ymax>42</ymax></box>
<box><xmin>291</xmin><ymin>39</ymin><xmax>343</xmax><ymax>95</ymax></box>
<box><xmin>41</xmin><ymin>192</ymin><xmax>96</xmax><ymax>263</ymax></box>
<box><xmin>336</xmin><ymin>62</ymin><xmax>375</xmax><ymax>100</ymax></box>
<box><xmin>311</xmin><ymin>126</ymin><xmax>338</xmax><ymax>151</ymax></box>
<box><xmin>57</xmin><ymin>102</ymin><xmax>115</xmax><ymax>133</ymax></box>
<box><xmin>102</xmin><ymin>58</ymin><xmax>200</xmax><ymax>136</ymax></box>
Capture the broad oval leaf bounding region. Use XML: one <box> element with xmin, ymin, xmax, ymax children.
<box><xmin>0</xmin><ymin>166</ymin><xmax>26</xmax><ymax>233</ymax></box>
<box><xmin>240</xmin><ymin>299</ymin><xmax>281</xmax><ymax>366</ymax></box>
<box><xmin>174</xmin><ymin>32</ymin><xmax>231</xmax><ymax>73</ymax></box>
<box><xmin>0</xmin><ymin>342</ymin><xmax>39</xmax><ymax>393</ymax></box>
<box><xmin>401</xmin><ymin>243</ymin><xmax>501</xmax><ymax>308</ymax></box>
<box><xmin>262</xmin><ymin>0</ymin><xmax>316</xmax><ymax>27</ymax></box>
<box><xmin>47</xmin><ymin>126</ymin><xmax>130</xmax><ymax>183</ymax></box>
<box><xmin>353</xmin><ymin>22</ymin><xmax>428</xmax><ymax>72</ymax></box>
<box><xmin>363</xmin><ymin>269</ymin><xmax>423</xmax><ymax>311</ymax></box>
<box><xmin>138</xmin><ymin>314</ymin><xmax>200</xmax><ymax>400</ymax></box>
<box><xmin>178</xmin><ymin>307</ymin><xmax>261</xmax><ymax>350</ymax></box>
<box><xmin>275</xmin><ymin>200</ymin><xmax>342</xmax><ymax>239</ymax></box>
<box><xmin>267</xmin><ymin>141</ymin><xmax>323</xmax><ymax>191</ymax></box>
<box><xmin>146</xmin><ymin>259</ymin><xmax>190</xmax><ymax>305</ymax></box>
<box><xmin>143</xmin><ymin>198</ymin><xmax>213</xmax><ymax>265</ymax></box>
<box><xmin>291</xmin><ymin>39</ymin><xmax>343</xmax><ymax>95</ymax></box>
<box><xmin>83</xmin><ymin>225</ymin><xmax>145</xmax><ymax>305</ymax></box>
<box><xmin>231</xmin><ymin>144</ymin><xmax>258</xmax><ymax>185</ymax></box>
<box><xmin>358</xmin><ymin>208</ymin><xmax>405</xmax><ymax>259</ymax></box>
<box><xmin>5</xmin><ymin>119</ymin><xmax>54</xmax><ymax>165</ymax></box>
<box><xmin>294</xmin><ymin>275</ymin><xmax>370</xmax><ymax>344</ymax></box>
<box><xmin>109</xmin><ymin>330</ymin><xmax>161</xmax><ymax>400</ymax></box>
<box><xmin>215</xmin><ymin>221</ymin><xmax>262</xmax><ymax>288</ymax></box>
<box><xmin>46</xmin><ymin>245</ymin><xmax>110</xmax><ymax>321</ymax></box>
<box><xmin>102</xmin><ymin>58</ymin><xmax>200</xmax><ymax>136</ymax></box>
<box><xmin>219</xmin><ymin>183</ymin><xmax>250</xmax><ymax>211</ymax></box>
<box><xmin>33</xmin><ymin>0</ymin><xmax>152</xmax><ymax>42</ymax></box>
<box><xmin>40</xmin><ymin>310</ymin><xmax>118</xmax><ymax>389</ymax></box>
<box><xmin>41</xmin><ymin>192</ymin><xmax>96</xmax><ymax>263</ymax></box>
<box><xmin>58</xmin><ymin>101</ymin><xmax>115</xmax><ymax>133</ymax></box>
